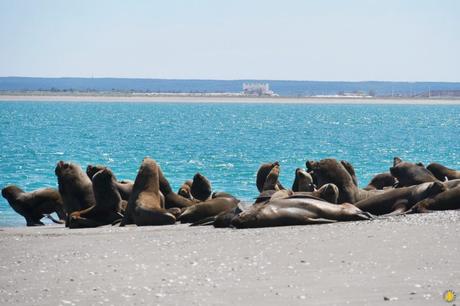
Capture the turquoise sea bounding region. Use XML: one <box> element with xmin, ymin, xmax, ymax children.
<box><xmin>1</xmin><ymin>101</ymin><xmax>459</xmax><ymax>226</ymax></box>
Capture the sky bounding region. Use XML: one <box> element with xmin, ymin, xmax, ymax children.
<box><xmin>0</xmin><ymin>0</ymin><xmax>459</xmax><ymax>81</ymax></box>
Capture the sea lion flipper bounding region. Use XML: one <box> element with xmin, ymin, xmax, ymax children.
<box><xmin>190</xmin><ymin>216</ymin><xmax>217</xmax><ymax>226</ymax></box>
<box><xmin>305</xmin><ymin>217</ymin><xmax>338</xmax><ymax>224</ymax></box>
<box><xmin>45</xmin><ymin>214</ymin><xmax>65</xmax><ymax>224</ymax></box>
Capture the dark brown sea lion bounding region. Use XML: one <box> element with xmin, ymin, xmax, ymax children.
<box><xmin>177</xmin><ymin>180</ymin><xmax>193</xmax><ymax>199</ymax></box>
<box><xmin>364</xmin><ymin>173</ymin><xmax>397</xmax><ymax>191</ymax></box>
<box><xmin>86</xmin><ymin>164</ymin><xmax>133</xmax><ymax>201</ymax></box>
<box><xmin>292</xmin><ymin>168</ymin><xmax>314</xmax><ymax>192</ymax></box>
<box><xmin>55</xmin><ymin>161</ymin><xmax>96</xmax><ymax>224</ymax></box>
<box><xmin>354</xmin><ymin>181</ymin><xmax>446</xmax><ymax>215</ymax></box>
<box><xmin>340</xmin><ymin>160</ymin><xmax>359</xmax><ymax>187</ymax></box>
<box><xmin>306</xmin><ymin>159</ymin><xmax>379</xmax><ymax>204</ymax></box>
<box><xmin>121</xmin><ymin>158</ymin><xmax>175</xmax><ymax>226</ymax></box>
<box><xmin>178</xmin><ymin>196</ymin><xmax>239</xmax><ymax>224</ymax></box>
<box><xmin>231</xmin><ymin>196</ymin><xmax>372</xmax><ymax>229</ymax></box>
<box><xmin>256</xmin><ymin>162</ymin><xmax>285</xmax><ymax>193</ymax></box>
<box><xmin>426</xmin><ymin>162</ymin><xmax>460</xmax><ymax>181</ymax></box>
<box><xmin>157</xmin><ymin>168</ymin><xmax>196</xmax><ymax>209</ymax></box>
<box><xmin>1</xmin><ymin>185</ymin><xmax>66</xmax><ymax>226</ymax></box>
<box><xmin>69</xmin><ymin>167</ymin><xmax>125</xmax><ymax>228</ymax></box>
<box><xmin>191</xmin><ymin>173</ymin><xmax>212</xmax><ymax>201</ymax></box>
<box><xmin>409</xmin><ymin>186</ymin><xmax>460</xmax><ymax>213</ymax></box>
<box><xmin>390</xmin><ymin>157</ymin><xmax>438</xmax><ymax>187</ymax></box>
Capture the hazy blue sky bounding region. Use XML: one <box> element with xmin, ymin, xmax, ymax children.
<box><xmin>0</xmin><ymin>0</ymin><xmax>458</xmax><ymax>81</ymax></box>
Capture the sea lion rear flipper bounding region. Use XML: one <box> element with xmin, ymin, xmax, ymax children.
<box><xmin>190</xmin><ymin>216</ymin><xmax>217</xmax><ymax>226</ymax></box>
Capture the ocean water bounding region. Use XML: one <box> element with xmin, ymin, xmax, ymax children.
<box><xmin>0</xmin><ymin>101</ymin><xmax>459</xmax><ymax>226</ymax></box>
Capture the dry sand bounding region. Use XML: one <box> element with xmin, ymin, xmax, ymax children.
<box><xmin>1</xmin><ymin>94</ymin><xmax>460</xmax><ymax>104</ymax></box>
<box><xmin>1</xmin><ymin>211</ymin><xmax>459</xmax><ymax>305</ymax></box>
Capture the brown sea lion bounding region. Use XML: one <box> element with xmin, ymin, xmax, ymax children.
<box><xmin>292</xmin><ymin>168</ymin><xmax>314</xmax><ymax>192</ymax></box>
<box><xmin>191</xmin><ymin>173</ymin><xmax>212</xmax><ymax>201</ymax></box>
<box><xmin>86</xmin><ymin>164</ymin><xmax>133</xmax><ymax>201</ymax></box>
<box><xmin>1</xmin><ymin>185</ymin><xmax>66</xmax><ymax>226</ymax></box>
<box><xmin>306</xmin><ymin>159</ymin><xmax>379</xmax><ymax>203</ymax></box>
<box><xmin>157</xmin><ymin>168</ymin><xmax>196</xmax><ymax>209</ymax></box>
<box><xmin>231</xmin><ymin>196</ymin><xmax>372</xmax><ymax>229</ymax></box>
<box><xmin>340</xmin><ymin>160</ymin><xmax>359</xmax><ymax>187</ymax></box>
<box><xmin>69</xmin><ymin>167</ymin><xmax>125</xmax><ymax>228</ymax></box>
<box><xmin>178</xmin><ymin>196</ymin><xmax>239</xmax><ymax>224</ymax></box>
<box><xmin>177</xmin><ymin>180</ymin><xmax>193</xmax><ymax>199</ymax></box>
<box><xmin>256</xmin><ymin>162</ymin><xmax>285</xmax><ymax>193</ymax></box>
<box><xmin>121</xmin><ymin>158</ymin><xmax>175</xmax><ymax>226</ymax></box>
<box><xmin>55</xmin><ymin>161</ymin><xmax>96</xmax><ymax>226</ymax></box>
<box><xmin>390</xmin><ymin>157</ymin><xmax>438</xmax><ymax>187</ymax></box>
<box><xmin>364</xmin><ymin>173</ymin><xmax>397</xmax><ymax>191</ymax></box>
<box><xmin>354</xmin><ymin>181</ymin><xmax>446</xmax><ymax>215</ymax></box>
<box><xmin>409</xmin><ymin>186</ymin><xmax>460</xmax><ymax>213</ymax></box>
<box><xmin>426</xmin><ymin>162</ymin><xmax>460</xmax><ymax>181</ymax></box>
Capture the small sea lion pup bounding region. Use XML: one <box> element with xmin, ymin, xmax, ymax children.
<box><xmin>1</xmin><ymin>185</ymin><xmax>66</xmax><ymax>226</ymax></box>
<box><xmin>55</xmin><ymin>161</ymin><xmax>97</xmax><ymax>226</ymax></box>
<box><xmin>256</xmin><ymin>162</ymin><xmax>285</xmax><ymax>193</ymax></box>
<box><xmin>121</xmin><ymin>158</ymin><xmax>176</xmax><ymax>226</ymax></box>
<box><xmin>363</xmin><ymin>173</ymin><xmax>397</xmax><ymax>191</ymax></box>
<box><xmin>86</xmin><ymin>164</ymin><xmax>133</xmax><ymax>201</ymax></box>
<box><xmin>177</xmin><ymin>180</ymin><xmax>193</xmax><ymax>199</ymax></box>
<box><xmin>426</xmin><ymin>162</ymin><xmax>460</xmax><ymax>181</ymax></box>
<box><xmin>69</xmin><ymin>167</ymin><xmax>125</xmax><ymax>228</ymax></box>
<box><xmin>191</xmin><ymin>173</ymin><xmax>212</xmax><ymax>201</ymax></box>
<box><xmin>390</xmin><ymin>157</ymin><xmax>438</xmax><ymax>187</ymax></box>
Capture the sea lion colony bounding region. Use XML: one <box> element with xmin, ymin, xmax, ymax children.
<box><xmin>2</xmin><ymin>157</ymin><xmax>460</xmax><ymax>229</ymax></box>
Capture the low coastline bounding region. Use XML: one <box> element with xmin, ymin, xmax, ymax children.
<box><xmin>1</xmin><ymin>93</ymin><xmax>460</xmax><ymax>104</ymax></box>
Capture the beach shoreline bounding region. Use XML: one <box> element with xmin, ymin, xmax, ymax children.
<box><xmin>1</xmin><ymin>93</ymin><xmax>460</xmax><ymax>104</ymax></box>
<box><xmin>1</xmin><ymin>211</ymin><xmax>459</xmax><ymax>305</ymax></box>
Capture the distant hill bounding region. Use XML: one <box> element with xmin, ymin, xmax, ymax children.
<box><xmin>1</xmin><ymin>77</ymin><xmax>460</xmax><ymax>97</ymax></box>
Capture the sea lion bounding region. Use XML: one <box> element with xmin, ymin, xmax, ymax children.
<box><xmin>157</xmin><ymin>168</ymin><xmax>196</xmax><ymax>209</ymax></box>
<box><xmin>363</xmin><ymin>173</ymin><xmax>397</xmax><ymax>190</ymax></box>
<box><xmin>121</xmin><ymin>158</ymin><xmax>175</xmax><ymax>226</ymax></box>
<box><xmin>69</xmin><ymin>167</ymin><xmax>125</xmax><ymax>228</ymax></box>
<box><xmin>256</xmin><ymin>162</ymin><xmax>285</xmax><ymax>193</ymax></box>
<box><xmin>231</xmin><ymin>196</ymin><xmax>372</xmax><ymax>229</ymax></box>
<box><xmin>354</xmin><ymin>181</ymin><xmax>446</xmax><ymax>215</ymax></box>
<box><xmin>55</xmin><ymin>161</ymin><xmax>96</xmax><ymax>224</ymax></box>
<box><xmin>340</xmin><ymin>160</ymin><xmax>359</xmax><ymax>187</ymax></box>
<box><xmin>426</xmin><ymin>162</ymin><xmax>460</xmax><ymax>181</ymax></box>
<box><xmin>178</xmin><ymin>195</ymin><xmax>239</xmax><ymax>224</ymax></box>
<box><xmin>390</xmin><ymin>157</ymin><xmax>438</xmax><ymax>187</ymax></box>
<box><xmin>191</xmin><ymin>173</ymin><xmax>212</xmax><ymax>201</ymax></box>
<box><xmin>292</xmin><ymin>168</ymin><xmax>314</xmax><ymax>192</ymax></box>
<box><xmin>86</xmin><ymin>164</ymin><xmax>133</xmax><ymax>201</ymax></box>
<box><xmin>409</xmin><ymin>186</ymin><xmax>460</xmax><ymax>213</ymax></box>
<box><xmin>306</xmin><ymin>159</ymin><xmax>379</xmax><ymax>203</ymax></box>
<box><xmin>177</xmin><ymin>180</ymin><xmax>193</xmax><ymax>199</ymax></box>
<box><xmin>1</xmin><ymin>185</ymin><xmax>66</xmax><ymax>226</ymax></box>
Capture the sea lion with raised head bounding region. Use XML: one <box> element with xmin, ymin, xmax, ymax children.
<box><xmin>55</xmin><ymin>161</ymin><xmax>96</xmax><ymax>226</ymax></box>
<box><xmin>158</xmin><ymin>168</ymin><xmax>196</xmax><ymax>209</ymax></box>
<box><xmin>390</xmin><ymin>157</ymin><xmax>438</xmax><ymax>187</ymax></box>
<box><xmin>69</xmin><ymin>167</ymin><xmax>125</xmax><ymax>228</ymax></box>
<box><xmin>292</xmin><ymin>168</ymin><xmax>314</xmax><ymax>192</ymax></box>
<box><xmin>363</xmin><ymin>173</ymin><xmax>397</xmax><ymax>191</ymax></box>
<box><xmin>191</xmin><ymin>173</ymin><xmax>212</xmax><ymax>201</ymax></box>
<box><xmin>354</xmin><ymin>181</ymin><xmax>446</xmax><ymax>215</ymax></box>
<box><xmin>256</xmin><ymin>162</ymin><xmax>285</xmax><ymax>193</ymax></box>
<box><xmin>426</xmin><ymin>162</ymin><xmax>460</xmax><ymax>181</ymax></box>
<box><xmin>1</xmin><ymin>185</ymin><xmax>66</xmax><ymax>226</ymax></box>
<box><xmin>86</xmin><ymin>164</ymin><xmax>133</xmax><ymax>201</ymax></box>
<box><xmin>121</xmin><ymin>158</ymin><xmax>175</xmax><ymax>226</ymax></box>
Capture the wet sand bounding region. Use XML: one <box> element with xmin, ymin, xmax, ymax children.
<box><xmin>0</xmin><ymin>211</ymin><xmax>459</xmax><ymax>305</ymax></box>
<box><xmin>0</xmin><ymin>94</ymin><xmax>460</xmax><ymax>104</ymax></box>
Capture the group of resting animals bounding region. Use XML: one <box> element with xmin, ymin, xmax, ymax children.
<box><xmin>2</xmin><ymin>157</ymin><xmax>460</xmax><ymax>229</ymax></box>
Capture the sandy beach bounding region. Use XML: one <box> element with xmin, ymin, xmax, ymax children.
<box><xmin>1</xmin><ymin>211</ymin><xmax>458</xmax><ymax>305</ymax></box>
<box><xmin>1</xmin><ymin>93</ymin><xmax>460</xmax><ymax>104</ymax></box>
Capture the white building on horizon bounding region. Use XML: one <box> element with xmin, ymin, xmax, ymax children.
<box><xmin>242</xmin><ymin>83</ymin><xmax>277</xmax><ymax>96</ymax></box>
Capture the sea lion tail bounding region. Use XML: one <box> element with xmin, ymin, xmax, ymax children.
<box><xmin>45</xmin><ymin>214</ymin><xmax>65</xmax><ymax>224</ymax></box>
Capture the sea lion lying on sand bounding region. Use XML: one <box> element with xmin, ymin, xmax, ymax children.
<box><xmin>426</xmin><ymin>162</ymin><xmax>460</xmax><ymax>181</ymax></box>
<box><xmin>1</xmin><ymin>185</ymin><xmax>66</xmax><ymax>226</ymax></box>
<box><xmin>409</xmin><ymin>186</ymin><xmax>460</xmax><ymax>213</ymax></box>
<box><xmin>354</xmin><ymin>181</ymin><xmax>446</xmax><ymax>215</ymax></box>
<box><xmin>390</xmin><ymin>157</ymin><xmax>438</xmax><ymax>187</ymax></box>
<box><xmin>121</xmin><ymin>158</ymin><xmax>176</xmax><ymax>226</ymax></box>
<box><xmin>178</xmin><ymin>193</ymin><xmax>239</xmax><ymax>224</ymax></box>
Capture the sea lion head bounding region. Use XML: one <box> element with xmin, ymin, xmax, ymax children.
<box><xmin>1</xmin><ymin>185</ymin><xmax>23</xmax><ymax>200</ymax></box>
<box><xmin>316</xmin><ymin>183</ymin><xmax>339</xmax><ymax>203</ymax></box>
<box><xmin>306</xmin><ymin>159</ymin><xmax>354</xmax><ymax>188</ymax></box>
<box><xmin>178</xmin><ymin>180</ymin><xmax>193</xmax><ymax>199</ymax></box>
<box><xmin>256</xmin><ymin>161</ymin><xmax>281</xmax><ymax>192</ymax></box>
<box><xmin>191</xmin><ymin>173</ymin><xmax>212</xmax><ymax>201</ymax></box>
<box><xmin>55</xmin><ymin>161</ymin><xmax>80</xmax><ymax>180</ymax></box>
<box><xmin>92</xmin><ymin>167</ymin><xmax>115</xmax><ymax>184</ymax></box>
<box><xmin>86</xmin><ymin>164</ymin><xmax>107</xmax><ymax>179</ymax></box>
<box><xmin>293</xmin><ymin>168</ymin><xmax>314</xmax><ymax>192</ymax></box>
